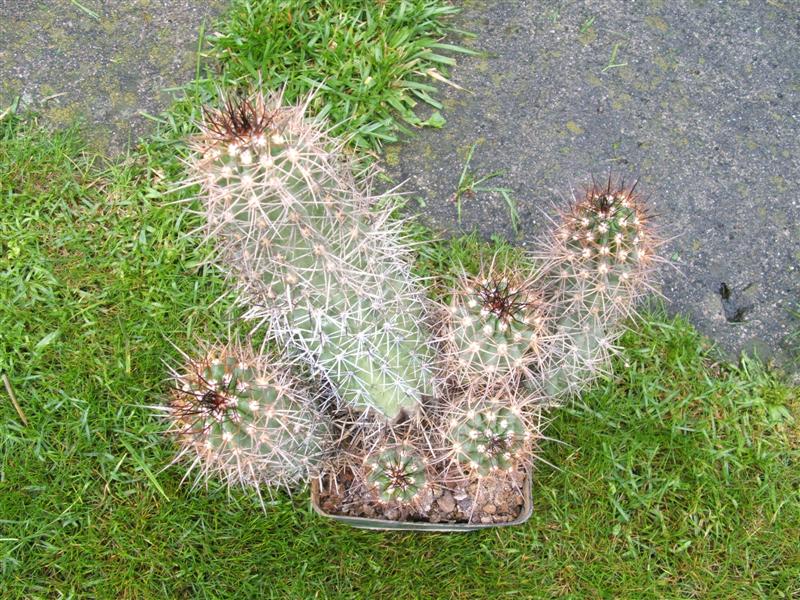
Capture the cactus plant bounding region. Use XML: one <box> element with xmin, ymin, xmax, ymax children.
<box><xmin>161</xmin><ymin>88</ymin><xmax>665</xmax><ymax>526</ymax></box>
<box><xmin>162</xmin><ymin>342</ymin><xmax>332</xmax><ymax>493</ymax></box>
<box><xmin>185</xmin><ymin>91</ymin><xmax>436</xmax><ymax>421</ymax></box>
<box><xmin>547</xmin><ymin>179</ymin><xmax>657</xmax><ymax>320</ymax></box>
<box><xmin>364</xmin><ymin>443</ymin><xmax>429</xmax><ymax>503</ymax></box>
<box><xmin>439</xmin><ymin>262</ymin><xmax>553</xmax><ymax>386</ymax></box>
<box><xmin>440</xmin><ymin>382</ymin><xmax>540</xmax><ymax>478</ymax></box>
<box><xmin>539</xmin><ymin>179</ymin><xmax>659</xmax><ymax>398</ymax></box>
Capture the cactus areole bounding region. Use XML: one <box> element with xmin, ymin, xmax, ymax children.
<box><xmin>187</xmin><ymin>92</ymin><xmax>436</xmax><ymax>421</ymax></box>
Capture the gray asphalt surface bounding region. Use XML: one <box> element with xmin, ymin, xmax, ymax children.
<box><xmin>390</xmin><ymin>0</ymin><xmax>799</xmax><ymax>374</ymax></box>
<box><xmin>0</xmin><ymin>0</ymin><xmax>226</xmax><ymax>153</ymax></box>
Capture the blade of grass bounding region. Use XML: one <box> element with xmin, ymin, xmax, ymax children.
<box><xmin>120</xmin><ymin>438</ymin><xmax>170</xmax><ymax>502</ymax></box>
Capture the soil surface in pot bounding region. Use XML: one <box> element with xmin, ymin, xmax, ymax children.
<box><xmin>318</xmin><ymin>468</ymin><xmax>527</xmax><ymax>525</ymax></box>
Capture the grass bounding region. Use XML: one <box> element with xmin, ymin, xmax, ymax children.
<box><xmin>1</xmin><ymin>117</ymin><xmax>798</xmax><ymax>599</ymax></box>
<box><xmin>194</xmin><ymin>0</ymin><xmax>474</xmax><ymax>152</ymax></box>
<box><xmin>1</xmin><ymin>0</ymin><xmax>799</xmax><ymax>597</ymax></box>
<box><xmin>450</xmin><ymin>142</ymin><xmax>520</xmax><ymax>235</ymax></box>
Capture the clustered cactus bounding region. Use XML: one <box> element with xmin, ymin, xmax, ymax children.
<box><xmin>158</xmin><ymin>90</ymin><xmax>660</xmax><ymax>522</ymax></box>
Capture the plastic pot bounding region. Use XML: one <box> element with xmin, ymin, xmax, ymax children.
<box><xmin>310</xmin><ymin>469</ymin><xmax>533</xmax><ymax>532</ymax></box>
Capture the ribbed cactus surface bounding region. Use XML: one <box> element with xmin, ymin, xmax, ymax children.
<box><xmin>441</xmin><ymin>383</ymin><xmax>537</xmax><ymax>478</ymax></box>
<box><xmin>550</xmin><ymin>182</ymin><xmax>655</xmax><ymax>319</ymax></box>
<box><xmin>165</xmin><ymin>343</ymin><xmax>331</xmax><ymax>491</ymax></box>
<box><xmin>541</xmin><ymin>181</ymin><xmax>658</xmax><ymax>398</ymax></box>
<box><xmin>442</xmin><ymin>268</ymin><xmax>549</xmax><ymax>380</ymax></box>
<box><xmin>365</xmin><ymin>444</ymin><xmax>429</xmax><ymax>503</ymax></box>
<box><xmin>187</xmin><ymin>92</ymin><xmax>435</xmax><ymax>420</ymax></box>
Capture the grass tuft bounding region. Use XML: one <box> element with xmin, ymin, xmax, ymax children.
<box><xmin>196</xmin><ymin>0</ymin><xmax>473</xmax><ymax>152</ymax></box>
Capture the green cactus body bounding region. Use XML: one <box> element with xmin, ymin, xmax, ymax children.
<box><xmin>447</xmin><ymin>401</ymin><xmax>530</xmax><ymax>477</ymax></box>
<box><xmin>443</xmin><ymin>268</ymin><xmax>549</xmax><ymax>385</ymax></box>
<box><xmin>189</xmin><ymin>93</ymin><xmax>435</xmax><ymax>420</ymax></box>
<box><xmin>168</xmin><ymin>345</ymin><xmax>331</xmax><ymax>490</ymax></box>
<box><xmin>541</xmin><ymin>312</ymin><xmax>615</xmax><ymax>398</ymax></box>
<box><xmin>541</xmin><ymin>183</ymin><xmax>657</xmax><ymax>398</ymax></box>
<box><xmin>552</xmin><ymin>187</ymin><xmax>654</xmax><ymax>320</ymax></box>
<box><xmin>365</xmin><ymin>445</ymin><xmax>428</xmax><ymax>503</ymax></box>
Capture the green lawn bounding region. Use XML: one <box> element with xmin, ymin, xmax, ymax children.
<box><xmin>1</xmin><ymin>1</ymin><xmax>798</xmax><ymax>598</ymax></box>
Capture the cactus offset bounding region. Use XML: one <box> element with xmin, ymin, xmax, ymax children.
<box><xmin>163</xmin><ymin>343</ymin><xmax>331</xmax><ymax>492</ymax></box>
<box><xmin>439</xmin><ymin>261</ymin><xmax>552</xmax><ymax>386</ymax></box>
<box><xmin>549</xmin><ymin>180</ymin><xmax>657</xmax><ymax>319</ymax></box>
<box><xmin>540</xmin><ymin>179</ymin><xmax>659</xmax><ymax>398</ymax></box>
<box><xmin>364</xmin><ymin>443</ymin><xmax>429</xmax><ymax>503</ymax></box>
<box><xmin>186</xmin><ymin>91</ymin><xmax>436</xmax><ymax>421</ymax></box>
<box><xmin>441</xmin><ymin>383</ymin><xmax>540</xmax><ymax>478</ymax></box>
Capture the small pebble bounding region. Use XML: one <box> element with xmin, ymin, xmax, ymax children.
<box><xmin>480</xmin><ymin>516</ymin><xmax>492</xmax><ymax>524</ymax></box>
<box><xmin>483</xmin><ymin>503</ymin><xmax>496</xmax><ymax>514</ymax></box>
<box><xmin>417</xmin><ymin>487</ymin><xmax>434</xmax><ymax>507</ymax></box>
<box><xmin>437</xmin><ymin>490</ymin><xmax>456</xmax><ymax>513</ymax></box>
<box><xmin>457</xmin><ymin>498</ymin><xmax>473</xmax><ymax>512</ymax></box>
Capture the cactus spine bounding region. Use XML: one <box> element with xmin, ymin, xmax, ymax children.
<box><xmin>187</xmin><ymin>92</ymin><xmax>436</xmax><ymax>421</ymax></box>
<box><xmin>164</xmin><ymin>343</ymin><xmax>331</xmax><ymax>492</ymax></box>
<box><xmin>441</xmin><ymin>384</ymin><xmax>539</xmax><ymax>478</ymax></box>
<box><xmin>439</xmin><ymin>261</ymin><xmax>552</xmax><ymax>386</ymax></box>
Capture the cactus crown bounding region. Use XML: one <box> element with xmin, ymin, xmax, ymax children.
<box><xmin>166</xmin><ymin>343</ymin><xmax>331</xmax><ymax>492</ymax></box>
<box><xmin>202</xmin><ymin>93</ymin><xmax>276</xmax><ymax>144</ymax></box>
<box><xmin>472</xmin><ymin>276</ymin><xmax>534</xmax><ymax>324</ymax></box>
<box><xmin>447</xmin><ymin>400</ymin><xmax>531</xmax><ymax>477</ymax></box>
<box><xmin>172</xmin><ymin>354</ymin><xmax>251</xmax><ymax>424</ymax></box>
<box><xmin>365</xmin><ymin>443</ymin><xmax>429</xmax><ymax>503</ymax></box>
<box><xmin>553</xmin><ymin>179</ymin><xmax>656</xmax><ymax>312</ymax></box>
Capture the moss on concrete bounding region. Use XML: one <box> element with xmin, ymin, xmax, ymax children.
<box><xmin>0</xmin><ymin>0</ymin><xmax>226</xmax><ymax>154</ymax></box>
